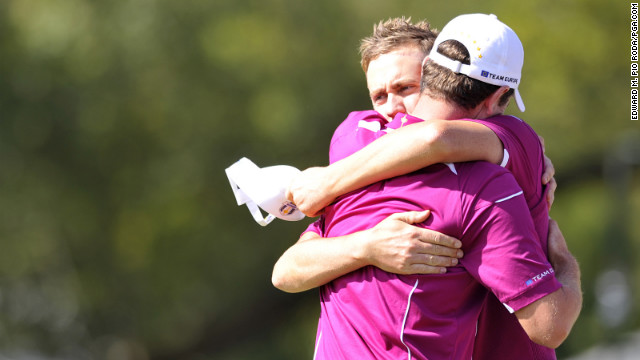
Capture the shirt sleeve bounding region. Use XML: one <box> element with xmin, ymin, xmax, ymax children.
<box><xmin>329</xmin><ymin>110</ymin><xmax>387</xmax><ymax>164</ymax></box>
<box><xmin>460</xmin><ymin>170</ymin><xmax>562</xmax><ymax>312</ymax></box>
<box><xmin>467</xmin><ymin>116</ymin><xmax>545</xmax><ymax>209</ymax></box>
<box><xmin>301</xmin><ymin>217</ymin><xmax>325</xmax><ymax>237</ymax></box>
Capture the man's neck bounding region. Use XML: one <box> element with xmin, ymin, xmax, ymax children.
<box><xmin>410</xmin><ymin>96</ymin><xmax>475</xmax><ymax>122</ymax></box>
<box><xmin>410</xmin><ymin>94</ymin><xmax>502</xmax><ymax>122</ymax></box>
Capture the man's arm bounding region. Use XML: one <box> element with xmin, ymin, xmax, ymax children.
<box><xmin>289</xmin><ymin>120</ymin><xmax>558</xmax><ymax>217</ymax></box>
<box><xmin>288</xmin><ymin>120</ymin><xmax>502</xmax><ymax>216</ymax></box>
<box><xmin>515</xmin><ymin>219</ymin><xmax>582</xmax><ymax>348</ymax></box>
<box><xmin>272</xmin><ymin>211</ymin><xmax>463</xmax><ymax>293</ymax></box>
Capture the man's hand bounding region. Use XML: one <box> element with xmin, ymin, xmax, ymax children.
<box><xmin>362</xmin><ymin>210</ymin><xmax>463</xmax><ymax>274</ymax></box>
<box><xmin>547</xmin><ymin>219</ymin><xmax>575</xmax><ymax>269</ymax></box>
<box><xmin>540</xmin><ymin>136</ymin><xmax>557</xmax><ymax>210</ymax></box>
<box><xmin>287</xmin><ymin>166</ymin><xmax>337</xmax><ymax>217</ymax></box>
<box><xmin>272</xmin><ymin>210</ymin><xmax>464</xmax><ymax>293</ymax></box>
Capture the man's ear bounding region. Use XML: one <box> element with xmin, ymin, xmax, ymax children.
<box><xmin>484</xmin><ymin>86</ymin><xmax>511</xmax><ymax>116</ymax></box>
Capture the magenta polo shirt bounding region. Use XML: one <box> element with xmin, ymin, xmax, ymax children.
<box><xmin>304</xmin><ymin>112</ymin><xmax>561</xmax><ymax>359</ymax></box>
<box><xmin>468</xmin><ymin>116</ymin><xmax>556</xmax><ymax>360</ymax></box>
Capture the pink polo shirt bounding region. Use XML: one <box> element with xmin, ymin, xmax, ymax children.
<box><xmin>304</xmin><ymin>111</ymin><xmax>559</xmax><ymax>359</ymax></box>
<box><xmin>468</xmin><ymin>116</ymin><xmax>555</xmax><ymax>360</ymax></box>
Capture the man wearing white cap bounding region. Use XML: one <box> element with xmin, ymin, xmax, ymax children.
<box><xmin>274</xmin><ymin>14</ymin><xmax>581</xmax><ymax>359</ymax></box>
<box><xmin>280</xmin><ymin>17</ymin><xmax>558</xmax><ymax>286</ymax></box>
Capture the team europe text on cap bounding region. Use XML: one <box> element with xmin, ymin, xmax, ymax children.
<box><xmin>226</xmin><ymin>157</ymin><xmax>305</xmax><ymax>226</ymax></box>
<box><xmin>428</xmin><ymin>13</ymin><xmax>526</xmax><ymax>112</ymax></box>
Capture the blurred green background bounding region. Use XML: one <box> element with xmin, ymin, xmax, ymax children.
<box><xmin>0</xmin><ymin>0</ymin><xmax>638</xmax><ymax>359</ymax></box>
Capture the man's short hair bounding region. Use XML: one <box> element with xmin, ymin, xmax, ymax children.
<box><xmin>359</xmin><ymin>17</ymin><xmax>438</xmax><ymax>73</ymax></box>
<box><xmin>421</xmin><ymin>40</ymin><xmax>514</xmax><ymax>110</ymax></box>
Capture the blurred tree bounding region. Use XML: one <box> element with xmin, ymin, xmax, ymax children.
<box><xmin>0</xmin><ymin>0</ymin><xmax>636</xmax><ymax>359</ymax></box>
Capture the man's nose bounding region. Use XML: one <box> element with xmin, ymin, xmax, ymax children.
<box><xmin>384</xmin><ymin>94</ymin><xmax>406</xmax><ymax>120</ymax></box>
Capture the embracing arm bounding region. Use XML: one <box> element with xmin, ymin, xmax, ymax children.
<box><xmin>288</xmin><ymin>120</ymin><xmax>502</xmax><ymax>216</ymax></box>
<box><xmin>272</xmin><ymin>211</ymin><xmax>462</xmax><ymax>293</ymax></box>
<box><xmin>515</xmin><ymin>219</ymin><xmax>582</xmax><ymax>348</ymax></box>
<box><xmin>272</xmin><ymin>230</ymin><xmax>371</xmax><ymax>293</ymax></box>
<box><xmin>329</xmin><ymin>119</ymin><xmax>504</xmax><ymax>189</ymax></box>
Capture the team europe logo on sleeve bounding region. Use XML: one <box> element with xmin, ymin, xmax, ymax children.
<box><xmin>525</xmin><ymin>267</ymin><xmax>555</xmax><ymax>286</ymax></box>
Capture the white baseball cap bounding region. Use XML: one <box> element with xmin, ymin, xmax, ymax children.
<box><xmin>226</xmin><ymin>157</ymin><xmax>305</xmax><ymax>226</ymax></box>
<box><xmin>428</xmin><ymin>13</ymin><xmax>526</xmax><ymax>112</ymax></box>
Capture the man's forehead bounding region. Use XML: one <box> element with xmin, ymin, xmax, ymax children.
<box><xmin>370</xmin><ymin>48</ymin><xmax>425</xmax><ymax>66</ymax></box>
<box><xmin>386</xmin><ymin>46</ymin><xmax>426</xmax><ymax>57</ymax></box>
<box><xmin>367</xmin><ymin>49</ymin><xmax>424</xmax><ymax>91</ymax></box>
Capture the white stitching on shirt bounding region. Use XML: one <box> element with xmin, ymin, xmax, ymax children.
<box><xmin>400</xmin><ymin>279</ymin><xmax>420</xmax><ymax>360</ymax></box>
<box><xmin>495</xmin><ymin>190</ymin><xmax>523</xmax><ymax>203</ymax></box>
<box><xmin>313</xmin><ymin>330</ymin><xmax>322</xmax><ymax>360</ymax></box>
<box><xmin>500</xmin><ymin>148</ymin><xmax>510</xmax><ymax>168</ymax></box>
<box><xmin>357</xmin><ymin>120</ymin><xmax>381</xmax><ymax>132</ymax></box>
